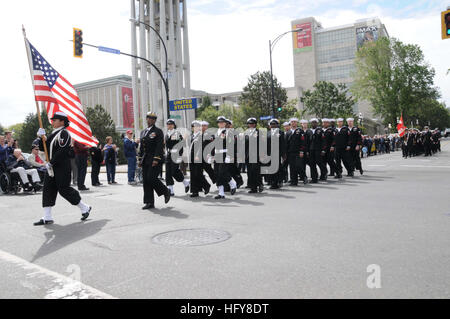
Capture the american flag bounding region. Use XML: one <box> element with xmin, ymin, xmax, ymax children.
<box><xmin>27</xmin><ymin>40</ymin><xmax>98</xmax><ymax>147</ymax></box>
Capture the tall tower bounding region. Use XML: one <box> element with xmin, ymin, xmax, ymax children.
<box><xmin>130</xmin><ymin>0</ymin><xmax>192</xmax><ymax>132</ymax></box>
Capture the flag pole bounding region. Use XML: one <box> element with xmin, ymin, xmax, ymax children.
<box><xmin>22</xmin><ymin>25</ymin><xmax>50</xmax><ymax>164</ymax></box>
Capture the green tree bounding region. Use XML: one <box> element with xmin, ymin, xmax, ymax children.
<box><xmin>17</xmin><ymin>111</ymin><xmax>51</xmax><ymax>152</ymax></box>
<box><xmin>197</xmin><ymin>104</ymin><xmax>246</xmax><ymax>128</ymax></box>
<box><xmin>351</xmin><ymin>37</ymin><xmax>440</xmax><ymax>126</ymax></box>
<box><xmin>412</xmin><ymin>100</ymin><xmax>450</xmax><ymax>130</ymax></box>
<box><xmin>300</xmin><ymin>81</ymin><xmax>356</xmax><ymax>119</ymax></box>
<box><xmin>0</xmin><ymin>123</ymin><xmax>4</xmax><ymax>135</ymax></box>
<box><xmin>85</xmin><ymin>104</ymin><xmax>125</xmax><ymax>164</ymax></box>
<box><xmin>239</xmin><ymin>71</ymin><xmax>288</xmax><ymax>120</ymax></box>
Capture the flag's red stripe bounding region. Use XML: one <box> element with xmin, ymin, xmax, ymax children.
<box><xmin>54</xmin><ymin>81</ymin><xmax>82</xmax><ymax>108</ymax></box>
<box><xmin>34</xmin><ymin>85</ymin><xmax>51</xmax><ymax>91</ymax></box>
<box><xmin>50</xmin><ymin>88</ymin><xmax>90</xmax><ymax>126</ymax></box>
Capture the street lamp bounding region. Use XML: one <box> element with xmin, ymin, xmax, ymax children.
<box><xmin>130</xmin><ymin>18</ymin><xmax>170</xmax><ymax>121</ymax></box>
<box><xmin>269</xmin><ymin>28</ymin><xmax>303</xmax><ymax>117</ymax></box>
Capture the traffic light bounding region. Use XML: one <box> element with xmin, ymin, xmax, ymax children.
<box><xmin>73</xmin><ymin>28</ymin><xmax>83</xmax><ymax>58</ymax></box>
<box><xmin>442</xmin><ymin>9</ymin><xmax>450</xmax><ymax>40</ymax></box>
<box><xmin>277</xmin><ymin>100</ymin><xmax>282</xmax><ymax>112</ymax></box>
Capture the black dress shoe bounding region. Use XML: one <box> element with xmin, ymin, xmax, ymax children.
<box><xmin>289</xmin><ymin>183</ymin><xmax>298</xmax><ymax>186</ymax></box>
<box><xmin>81</xmin><ymin>206</ymin><xmax>92</xmax><ymax>221</ymax></box>
<box><xmin>170</xmin><ymin>192</ymin><xmax>175</xmax><ymax>197</ymax></box>
<box><xmin>269</xmin><ymin>185</ymin><xmax>279</xmax><ymax>189</ymax></box>
<box><xmin>303</xmin><ymin>178</ymin><xmax>308</xmax><ymax>185</ymax></box>
<box><xmin>142</xmin><ymin>203</ymin><xmax>155</xmax><ymax>210</ymax></box>
<box><xmin>230</xmin><ymin>187</ymin><xmax>236</xmax><ymax>195</ymax></box>
<box><xmin>311</xmin><ymin>180</ymin><xmax>319</xmax><ymax>184</ymax></box>
<box><xmin>164</xmin><ymin>191</ymin><xmax>171</xmax><ymax>204</ymax></box>
<box><xmin>359</xmin><ymin>169</ymin><xmax>364</xmax><ymax>175</ymax></box>
<box><xmin>214</xmin><ymin>195</ymin><xmax>225</xmax><ymax>199</ymax></box>
<box><xmin>34</xmin><ymin>219</ymin><xmax>54</xmax><ymax>226</ymax></box>
<box><xmin>236</xmin><ymin>181</ymin><xmax>243</xmax><ymax>189</ymax></box>
<box><xmin>190</xmin><ymin>193</ymin><xmax>199</xmax><ymax>198</ymax></box>
<box><xmin>258</xmin><ymin>185</ymin><xmax>264</xmax><ymax>193</ymax></box>
<box><xmin>248</xmin><ymin>189</ymin><xmax>257</xmax><ymax>194</ymax></box>
<box><xmin>185</xmin><ymin>185</ymin><xmax>190</xmax><ymax>193</ymax></box>
<box><xmin>204</xmin><ymin>185</ymin><xmax>210</xmax><ymax>195</ymax></box>
<box><xmin>78</xmin><ymin>186</ymin><xmax>90</xmax><ymax>191</ymax></box>
<box><xmin>319</xmin><ymin>177</ymin><xmax>327</xmax><ymax>181</ymax></box>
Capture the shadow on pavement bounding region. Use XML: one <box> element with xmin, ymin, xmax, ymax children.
<box><xmin>150</xmin><ymin>207</ymin><xmax>189</xmax><ymax>219</ymax></box>
<box><xmin>30</xmin><ymin>219</ymin><xmax>111</xmax><ymax>263</ymax></box>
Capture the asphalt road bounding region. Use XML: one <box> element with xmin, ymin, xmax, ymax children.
<box><xmin>1</xmin><ymin>140</ymin><xmax>449</xmax><ymax>299</ymax></box>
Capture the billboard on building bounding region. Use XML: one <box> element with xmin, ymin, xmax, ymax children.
<box><xmin>293</xmin><ymin>22</ymin><xmax>313</xmax><ymax>53</ymax></box>
<box><xmin>121</xmin><ymin>87</ymin><xmax>134</xmax><ymax>128</ymax></box>
<box><xmin>356</xmin><ymin>26</ymin><xmax>379</xmax><ymax>49</ymax></box>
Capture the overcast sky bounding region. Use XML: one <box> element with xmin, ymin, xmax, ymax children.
<box><xmin>0</xmin><ymin>0</ymin><xmax>449</xmax><ymax>126</ymax></box>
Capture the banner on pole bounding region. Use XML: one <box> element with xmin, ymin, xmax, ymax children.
<box><xmin>169</xmin><ymin>98</ymin><xmax>198</xmax><ymax>111</ymax></box>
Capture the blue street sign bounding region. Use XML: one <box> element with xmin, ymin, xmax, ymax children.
<box><xmin>98</xmin><ymin>46</ymin><xmax>121</xmax><ymax>55</ymax></box>
<box><xmin>169</xmin><ymin>98</ymin><xmax>198</xmax><ymax>111</ymax></box>
<box><xmin>260</xmin><ymin>115</ymin><xmax>273</xmax><ymax>121</ymax></box>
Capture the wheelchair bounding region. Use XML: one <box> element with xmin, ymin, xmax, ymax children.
<box><xmin>0</xmin><ymin>162</ymin><xmax>41</xmax><ymax>194</ymax></box>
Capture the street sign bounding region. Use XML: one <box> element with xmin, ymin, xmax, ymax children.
<box><xmin>260</xmin><ymin>115</ymin><xmax>273</xmax><ymax>121</ymax></box>
<box><xmin>98</xmin><ymin>46</ymin><xmax>121</xmax><ymax>55</ymax></box>
<box><xmin>169</xmin><ymin>115</ymin><xmax>182</xmax><ymax>119</ymax></box>
<box><xmin>169</xmin><ymin>98</ymin><xmax>198</xmax><ymax>111</ymax></box>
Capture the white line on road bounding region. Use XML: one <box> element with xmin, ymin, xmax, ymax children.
<box><xmin>0</xmin><ymin>248</ymin><xmax>116</xmax><ymax>299</ymax></box>
<box><xmin>367</xmin><ymin>165</ymin><xmax>387</xmax><ymax>167</ymax></box>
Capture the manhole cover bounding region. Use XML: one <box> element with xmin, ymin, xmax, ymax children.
<box><xmin>152</xmin><ymin>228</ymin><xmax>231</xmax><ymax>247</ymax></box>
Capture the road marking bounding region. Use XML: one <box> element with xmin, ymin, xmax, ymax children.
<box><xmin>367</xmin><ymin>165</ymin><xmax>386</xmax><ymax>167</ymax></box>
<box><xmin>400</xmin><ymin>165</ymin><xmax>450</xmax><ymax>168</ymax></box>
<box><xmin>0</xmin><ymin>248</ymin><xmax>116</xmax><ymax>299</ymax></box>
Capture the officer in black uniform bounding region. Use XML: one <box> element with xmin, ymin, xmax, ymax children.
<box><xmin>285</xmin><ymin>118</ymin><xmax>300</xmax><ymax>186</ymax></box>
<box><xmin>266</xmin><ymin>119</ymin><xmax>286</xmax><ymax>189</ymax></box>
<box><xmin>213</xmin><ymin>116</ymin><xmax>237</xmax><ymax>199</ymax></box>
<box><xmin>189</xmin><ymin>120</ymin><xmax>210</xmax><ymax>198</ymax></box>
<box><xmin>139</xmin><ymin>112</ymin><xmax>171</xmax><ymax>209</ymax></box>
<box><xmin>308</xmin><ymin>118</ymin><xmax>328</xmax><ymax>183</ymax></box>
<box><xmin>245</xmin><ymin>118</ymin><xmax>263</xmax><ymax>193</ymax></box>
<box><xmin>226</xmin><ymin>119</ymin><xmax>244</xmax><ymax>189</ymax></box>
<box><xmin>201</xmin><ymin>121</ymin><xmax>216</xmax><ymax>184</ymax></box>
<box><xmin>323</xmin><ymin>119</ymin><xmax>337</xmax><ymax>177</ymax></box>
<box><xmin>334</xmin><ymin>118</ymin><xmax>352</xmax><ymax>178</ymax></box>
<box><xmin>34</xmin><ymin>112</ymin><xmax>91</xmax><ymax>226</ymax></box>
<box><xmin>423</xmin><ymin>126</ymin><xmax>432</xmax><ymax>156</ymax></box>
<box><xmin>347</xmin><ymin>117</ymin><xmax>363</xmax><ymax>175</ymax></box>
<box><xmin>165</xmin><ymin>119</ymin><xmax>189</xmax><ymax>195</ymax></box>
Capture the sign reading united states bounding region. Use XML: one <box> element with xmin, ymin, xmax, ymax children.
<box><xmin>169</xmin><ymin>98</ymin><xmax>198</xmax><ymax>111</ymax></box>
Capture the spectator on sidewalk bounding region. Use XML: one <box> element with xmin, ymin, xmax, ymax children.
<box><xmin>73</xmin><ymin>140</ymin><xmax>90</xmax><ymax>191</ymax></box>
<box><xmin>103</xmin><ymin>136</ymin><xmax>117</xmax><ymax>184</ymax></box>
<box><xmin>90</xmin><ymin>139</ymin><xmax>103</xmax><ymax>187</ymax></box>
<box><xmin>123</xmin><ymin>130</ymin><xmax>139</xmax><ymax>185</ymax></box>
<box><xmin>7</xmin><ymin>148</ymin><xmax>42</xmax><ymax>191</ymax></box>
<box><xmin>0</xmin><ymin>135</ymin><xmax>7</xmax><ymax>164</ymax></box>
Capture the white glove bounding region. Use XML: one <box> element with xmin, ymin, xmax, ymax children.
<box><xmin>37</xmin><ymin>128</ymin><xmax>46</xmax><ymax>137</ymax></box>
<box><xmin>225</xmin><ymin>156</ymin><xmax>231</xmax><ymax>164</ymax></box>
<box><xmin>175</xmin><ymin>157</ymin><xmax>182</xmax><ymax>164</ymax></box>
<box><xmin>45</xmin><ymin>162</ymin><xmax>52</xmax><ymax>170</ymax></box>
<box><xmin>207</xmin><ymin>157</ymin><xmax>213</xmax><ymax>164</ymax></box>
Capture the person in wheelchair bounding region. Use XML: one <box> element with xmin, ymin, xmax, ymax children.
<box><xmin>28</xmin><ymin>144</ymin><xmax>47</xmax><ymax>180</ymax></box>
<box><xmin>6</xmin><ymin>148</ymin><xmax>42</xmax><ymax>192</ymax></box>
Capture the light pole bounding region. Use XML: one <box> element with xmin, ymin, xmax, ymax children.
<box><xmin>269</xmin><ymin>28</ymin><xmax>303</xmax><ymax>117</ymax></box>
<box><xmin>130</xmin><ymin>18</ymin><xmax>170</xmax><ymax>122</ymax></box>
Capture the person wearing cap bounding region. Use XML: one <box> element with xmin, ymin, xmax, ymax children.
<box><xmin>285</xmin><ymin>118</ymin><xmax>307</xmax><ymax>185</ymax></box>
<box><xmin>422</xmin><ymin>126</ymin><xmax>432</xmax><ymax>156</ymax></box>
<box><xmin>322</xmin><ymin>119</ymin><xmax>338</xmax><ymax>178</ymax></box>
<box><xmin>347</xmin><ymin>118</ymin><xmax>363</xmax><ymax>175</ymax></box>
<box><xmin>28</xmin><ymin>144</ymin><xmax>47</xmax><ymax>180</ymax></box>
<box><xmin>201</xmin><ymin>121</ymin><xmax>216</xmax><ymax>184</ymax></box>
<box><xmin>281</xmin><ymin>122</ymin><xmax>291</xmax><ymax>183</ymax></box>
<box><xmin>33</xmin><ymin>112</ymin><xmax>92</xmax><ymax>225</ymax></box>
<box><xmin>189</xmin><ymin>120</ymin><xmax>210</xmax><ymax>197</ymax></box>
<box><xmin>164</xmin><ymin>119</ymin><xmax>190</xmax><ymax>196</ymax></box>
<box><xmin>139</xmin><ymin>112</ymin><xmax>171</xmax><ymax>209</ymax></box>
<box><xmin>266</xmin><ymin>119</ymin><xmax>286</xmax><ymax>189</ymax></box>
<box><xmin>245</xmin><ymin>117</ymin><xmax>263</xmax><ymax>193</ymax></box>
<box><xmin>308</xmin><ymin>118</ymin><xmax>328</xmax><ymax>182</ymax></box>
<box><xmin>212</xmin><ymin>116</ymin><xmax>237</xmax><ymax>199</ymax></box>
<box><xmin>334</xmin><ymin>118</ymin><xmax>352</xmax><ymax>178</ymax></box>
<box><xmin>226</xmin><ymin>119</ymin><xmax>244</xmax><ymax>190</ymax></box>
<box><xmin>124</xmin><ymin>129</ymin><xmax>140</xmax><ymax>185</ymax></box>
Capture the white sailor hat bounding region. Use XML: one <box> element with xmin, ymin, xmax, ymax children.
<box><xmin>329</xmin><ymin>118</ymin><xmax>336</xmax><ymax>122</ymax></box>
<box><xmin>166</xmin><ymin>119</ymin><xmax>176</xmax><ymax>125</ymax></box>
<box><xmin>289</xmin><ymin>117</ymin><xmax>299</xmax><ymax>123</ymax></box>
<box><xmin>269</xmin><ymin>118</ymin><xmax>280</xmax><ymax>125</ymax></box>
<box><xmin>346</xmin><ymin>117</ymin><xmax>354</xmax><ymax>122</ymax></box>
<box><xmin>310</xmin><ymin>118</ymin><xmax>319</xmax><ymax>123</ymax></box>
<box><xmin>300</xmin><ymin>119</ymin><xmax>308</xmax><ymax>124</ymax></box>
<box><xmin>337</xmin><ymin>118</ymin><xmax>344</xmax><ymax>122</ymax></box>
<box><xmin>217</xmin><ymin>116</ymin><xmax>227</xmax><ymax>122</ymax></box>
<box><xmin>246</xmin><ymin>117</ymin><xmax>257</xmax><ymax>124</ymax></box>
<box><xmin>282</xmin><ymin>122</ymin><xmax>290</xmax><ymax>126</ymax></box>
<box><xmin>201</xmin><ymin>121</ymin><xmax>209</xmax><ymax>126</ymax></box>
<box><xmin>322</xmin><ymin>118</ymin><xmax>330</xmax><ymax>122</ymax></box>
<box><xmin>191</xmin><ymin>120</ymin><xmax>201</xmax><ymax>127</ymax></box>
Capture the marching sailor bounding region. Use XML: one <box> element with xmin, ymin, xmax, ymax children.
<box><xmin>34</xmin><ymin>112</ymin><xmax>91</xmax><ymax>225</ymax></box>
